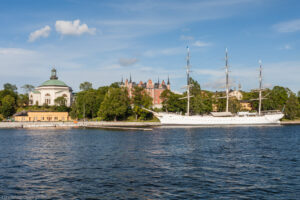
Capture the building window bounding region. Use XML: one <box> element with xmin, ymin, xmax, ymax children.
<box><xmin>45</xmin><ymin>93</ymin><xmax>51</xmax><ymax>105</ymax></box>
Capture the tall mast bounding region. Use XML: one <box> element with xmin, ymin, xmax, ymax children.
<box><xmin>186</xmin><ymin>46</ymin><xmax>191</xmax><ymax>116</ymax></box>
<box><xmin>225</xmin><ymin>48</ymin><xmax>229</xmax><ymax>113</ymax></box>
<box><xmin>258</xmin><ymin>60</ymin><xmax>262</xmax><ymax>115</ymax></box>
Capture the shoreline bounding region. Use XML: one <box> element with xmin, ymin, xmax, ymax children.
<box><xmin>1</xmin><ymin>120</ymin><xmax>300</xmax><ymax>129</ymax></box>
<box><xmin>0</xmin><ymin>121</ymin><xmax>161</xmax><ymax>129</ymax></box>
<box><xmin>280</xmin><ymin>120</ymin><xmax>300</xmax><ymax>125</ymax></box>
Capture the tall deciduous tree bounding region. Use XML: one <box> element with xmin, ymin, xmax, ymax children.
<box><xmin>17</xmin><ymin>94</ymin><xmax>29</xmax><ymax>107</ymax></box>
<box><xmin>132</xmin><ymin>86</ymin><xmax>153</xmax><ymax>120</ymax></box>
<box><xmin>284</xmin><ymin>93</ymin><xmax>299</xmax><ymax>120</ymax></box>
<box><xmin>54</xmin><ymin>96</ymin><xmax>67</xmax><ymax>106</ymax></box>
<box><xmin>0</xmin><ymin>95</ymin><xmax>16</xmax><ymax>118</ymax></box>
<box><xmin>3</xmin><ymin>83</ymin><xmax>17</xmax><ymax>93</ymax></box>
<box><xmin>21</xmin><ymin>84</ymin><xmax>35</xmax><ymax>93</ymax></box>
<box><xmin>79</xmin><ymin>82</ymin><xmax>93</xmax><ymax>91</ymax></box>
<box><xmin>98</xmin><ymin>88</ymin><xmax>130</xmax><ymax>121</ymax></box>
<box><xmin>160</xmin><ymin>89</ymin><xmax>186</xmax><ymax>113</ymax></box>
<box><xmin>263</xmin><ymin>86</ymin><xmax>289</xmax><ymax>111</ymax></box>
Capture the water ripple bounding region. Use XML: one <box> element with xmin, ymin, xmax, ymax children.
<box><xmin>0</xmin><ymin>126</ymin><xmax>299</xmax><ymax>199</ymax></box>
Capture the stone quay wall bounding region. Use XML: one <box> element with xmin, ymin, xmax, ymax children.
<box><xmin>0</xmin><ymin>121</ymin><xmax>161</xmax><ymax>129</ymax></box>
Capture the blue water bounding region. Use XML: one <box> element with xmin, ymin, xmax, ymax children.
<box><xmin>0</xmin><ymin>126</ymin><xmax>299</xmax><ymax>199</ymax></box>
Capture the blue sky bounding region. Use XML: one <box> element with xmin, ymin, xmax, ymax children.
<box><xmin>0</xmin><ymin>0</ymin><xmax>300</xmax><ymax>93</ymax></box>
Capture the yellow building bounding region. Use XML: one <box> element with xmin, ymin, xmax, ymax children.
<box><xmin>14</xmin><ymin>111</ymin><xmax>69</xmax><ymax>122</ymax></box>
<box><xmin>240</xmin><ymin>100</ymin><xmax>252</xmax><ymax>111</ymax></box>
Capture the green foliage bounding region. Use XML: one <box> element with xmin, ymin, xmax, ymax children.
<box><xmin>74</xmin><ymin>89</ymin><xmax>101</xmax><ymax>119</ymax></box>
<box><xmin>55</xmin><ymin>96</ymin><xmax>67</xmax><ymax>106</ymax></box>
<box><xmin>110</xmin><ymin>82</ymin><xmax>120</xmax><ymax>88</ymax></box>
<box><xmin>79</xmin><ymin>81</ymin><xmax>93</xmax><ymax>91</ymax></box>
<box><xmin>0</xmin><ymin>89</ymin><xmax>18</xmax><ymax>101</ymax></box>
<box><xmin>284</xmin><ymin>93</ymin><xmax>299</xmax><ymax>120</ymax></box>
<box><xmin>161</xmin><ymin>89</ymin><xmax>186</xmax><ymax>113</ymax></box>
<box><xmin>132</xmin><ymin>86</ymin><xmax>153</xmax><ymax>120</ymax></box>
<box><xmin>262</xmin><ymin>86</ymin><xmax>289</xmax><ymax>111</ymax></box>
<box><xmin>189</xmin><ymin>78</ymin><xmax>212</xmax><ymax>114</ymax></box>
<box><xmin>0</xmin><ymin>114</ymin><xmax>3</xmax><ymax>121</ymax></box>
<box><xmin>98</xmin><ymin>88</ymin><xmax>130</xmax><ymax>121</ymax></box>
<box><xmin>70</xmin><ymin>86</ymin><xmax>109</xmax><ymax>120</ymax></box>
<box><xmin>54</xmin><ymin>96</ymin><xmax>69</xmax><ymax>112</ymax></box>
<box><xmin>229</xmin><ymin>98</ymin><xmax>240</xmax><ymax>113</ymax></box>
<box><xmin>21</xmin><ymin>84</ymin><xmax>34</xmax><ymax>93</ymax></box>
<box><xmin>17</xmin><ymin>94</ymin><xmax>29</xmax><ymax>107</ymax></box>
<box><xmin>0</xmin><ymin>95</ymin><xmax>16</xmax><ymax>118</ymax></box>
<box><xmin>3</xmin><ymin>83</ymin><xmax>17</xmax><ymax>93</ymax></box>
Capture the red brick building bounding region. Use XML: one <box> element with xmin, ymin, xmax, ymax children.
<box><xmin>121</xmin><ymin>76</ymin><xmax>170</xmax><ymax>108</ymax></box>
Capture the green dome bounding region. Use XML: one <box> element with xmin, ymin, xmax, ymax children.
<box><xmin>40</xmin><ymin>79</ymin><xmax>68</xmax><ymax>87</ymax></box>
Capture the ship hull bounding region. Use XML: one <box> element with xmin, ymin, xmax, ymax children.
<box><xmin>155</xmin><ymin>113</ymin><xmax>284</xmax><ymax>125</ymax></box>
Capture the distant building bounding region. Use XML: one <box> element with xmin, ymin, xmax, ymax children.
<box><xmin>13</xmin><ymin>111</ymin><xmax>70</xmax><ymax>122</ymax></box>
<box><xmin>229</xmin><ymin>89</ymin><xmax>243</xmax><ymax>100</ymax></box>
<box><xmin>240</xmin><ymin>100</ymin><xmax>252</xmax><ymax>111</ymax></box>
<box><xmin>29</xmin><ymin>69</ymin><xmax>73</xmax><ymax>107</ymax></box>
<box><xmin>121</xmin><ymin>76</ymin><xmax>170</xmax><ymax>108</ymax></box>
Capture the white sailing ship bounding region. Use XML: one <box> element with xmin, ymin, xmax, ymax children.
<box><xmin>149</xmin><ymin>47</ymin><xmax>284</xmax><ymax>125</ymax></box>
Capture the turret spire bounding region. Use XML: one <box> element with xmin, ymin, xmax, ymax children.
<box><xmin>50</xmin><ymin>68</ymin><xmax>58</xmax><ymax>80</ymax></box>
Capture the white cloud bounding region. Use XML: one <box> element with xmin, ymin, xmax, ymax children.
<box><xmin>193</xmin><ymin>40</ymin><xmax>211</xmax><ymax>47</ymax></box>
<box><xmin>118</xmin><ymin>58</ymin><xmax>138</xmax><ymax>66</ymax></box>
<box><xmin>55</xmin><ymin>19</ymin><xmax>96</xmax><ymax>36</ymax></box>
<box><xmin>273</xmin><ymin>19</ymin><xmax>300</xmax><ymax>33</ymax></box>
<box><xmin>28</xmin><ymin>25</ymin><xmax>51</xmax><ymax>42</ymax></box>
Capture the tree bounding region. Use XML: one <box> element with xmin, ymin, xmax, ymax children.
<box><xmin>79</xmin><ymin>81</ymin><xmax>93</xmax><ymax>91</ymax></box>
<box><xmin>284</xmin><ymin>93</ymin><xmax>299</xmax><ymax>120</ymax></box>
<box><xmin>54</xmin><ymin>96</ymin><xmax>67</xmax><ymax>106</ymax></box>
<box><xmin>189</xmin><ymin>78</ymin><xmax>213</xmax><ymax>114</ymax></box>
<box><xmin>54</xmin><ymin>96</ymin><xmax>69</xmax><ymax>112</ymax></box>
<box><xmin>0</xmin><ymin>95</ymin><xmax>16</xmax><ymax>118</ymax></box>
<box><xmin>160</xmin><ymin>89</ymin><xmax>186</xmax><ymax>113</ymax></box>
<box><xmin>21</xmin><ymin>84</ymin><xmax>35</xmax><ymax>93</ymax></box>
<box><xmin>75</xmin><ymin>90</ymin><xmax>98</xmax><ymax>119</ymax></box>
<box><xmin>263</xmin><ymin>86</ymin><xmax>289</xmax><ymax>111</ymax></box>
<box><xmin>71</xmin><ymin>86</ymin><xmax>110</xmax><ymax>120</ymax></box>
<box><xmin>17</xmin><ymin>94</ymin><xmax>29</xmax><ymax>107</ymax></box>
<box><xmin>132</xmin><ymin>86</ymin><xmax>153</xmax><ymax>120</ymax></box>
<box><xmin>110</xmin><ymin>82</ymin><xmax>120</xmax><ymax>88</ymax></box>
<box><xmin>3</xmin><ymin>83</ymin><xmax>17</xmax><ymax>93</ymax></box>
<box><xmin>98</xmin><ymin>88</ymin><xmax>130</xmax><ymax>121</ymax></box>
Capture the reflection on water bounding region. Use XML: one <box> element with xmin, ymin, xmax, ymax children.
<box><xmin>0</xmin><ymin>126</ymin><xmax>299</xmax><ymax>199</ymax></box>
